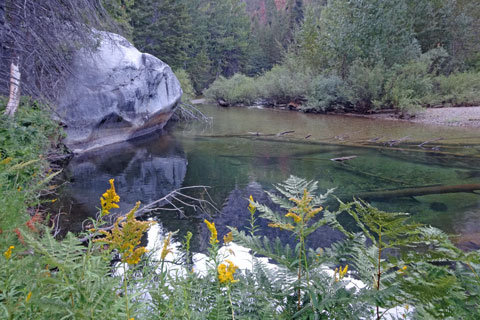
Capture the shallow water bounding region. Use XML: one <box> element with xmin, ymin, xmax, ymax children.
<box><xmin>57</xmin><ymin>105</ymin><xmax>480</xmax><ymax>251</ymax></box>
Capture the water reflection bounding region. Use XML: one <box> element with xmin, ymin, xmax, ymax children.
<box><xmin>58</xmin><ymin>131</ymin><xmax>187</xmax><ymax>233</ymax></box>
<box><xmin>58</xmin><ymin>105</ymin><xmax>480</xmax><ymax>251</ymax></box>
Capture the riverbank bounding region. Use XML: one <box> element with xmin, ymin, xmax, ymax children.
<box><xmin>358</xmin><ymin>106</ymin><xmax>480</xmax><ymax>128</ymax></box>
<box><xmin>197</xmin><ymin>97</ymin><xmax>480</xmax><ymax>129</ymax></box>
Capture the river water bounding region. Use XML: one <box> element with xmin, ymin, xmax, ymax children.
<box><xmin>57</xmin><ymin>105</ymin><xmax>480</xmax><ymax>251</ymax></box>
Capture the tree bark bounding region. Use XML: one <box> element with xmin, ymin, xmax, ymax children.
<box><xmin>4</xmin><ymin>55</ymin><xmax>21</xmax><ymax>117</ymax></box>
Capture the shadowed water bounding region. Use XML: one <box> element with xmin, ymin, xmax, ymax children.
<box><xmin>57</xmin><ymin>105</ymin><xmax>480</xmax><ymax>251</ymax></box>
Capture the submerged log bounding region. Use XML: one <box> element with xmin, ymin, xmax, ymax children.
<box><xmin>330</xmin><ymin>156</ymin><xmax>357</xmax><ymax>162</ymax></box>
<box><xmin>350</xmin><ymin>184</ymin><xmax>480</xmax><ymax>200</ymax></box>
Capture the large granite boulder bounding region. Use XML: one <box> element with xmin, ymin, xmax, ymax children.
<box><xmin>55</xmin><ymin>31</ymin><xmax>182</xmax><ymax>153</ymax></box>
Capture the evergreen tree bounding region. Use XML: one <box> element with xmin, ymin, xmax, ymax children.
<box><xmin>102</xmin><ymin>0</ymin><xmax>134</xmax><ymax>39</ymax></box>
<box><xmin>319</xmin><ymin>0</ymin><xmax>420</xmax><ymax>77</ymax></box>
<box><xmin>202</xmin><ymin>0</ymin><xmax>251</xmax><ymax>78</ymax></box>
<box><xmin>131</xmin><ymin>0</ymin><xmax>192</xmax><ymax>70</ymax></box>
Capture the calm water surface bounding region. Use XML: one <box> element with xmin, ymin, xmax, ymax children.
<box><xmin>58</xmin><ymin>105</ymin><xmax>480</xmax><ymax>251</ymax></box>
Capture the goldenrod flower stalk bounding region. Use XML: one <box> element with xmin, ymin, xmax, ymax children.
<box><xmin>218</xmin><ymin>260</ymin><xmax>239</xmax><ymax>284</ymax></box>
<box><xmin>0</xmin><ymin>157</ymin><xmax>12</xmax><ymax>165</ymax></box>
<box><xmin>26</xmin><ymin>291</ymin><xmax>32</xmax><ymax>303</ymax></box>
<box><xmin>100</xmin><ymin>179</ymin><xmax>120</xmax><ymax>216</ymax></box>
<box><xmin>160</xmin><ymin>232</ymin><xmax>173</xmax><ymax>260</ymax></box>
<box><xmin>248</xmin><ymin>195</ymin><xmax>256</xmax><ymax>213</ymax></box>
<box><xmin>334</xmin><ymin>265</ymin><xmax>349</xmax><ymax>282</ymax></box>
<box><xmin>94</xmin><ymin>201</ymin><xmax>155</xmax><ymax>265</ymax></box>
<box><xmin>4</xmin><ymin>245</ymin><xmax>14</xmax><ymax>260</ymax></box>
<box><xmin>285</xmin><ymin>212</ymin><xmax>302</xmax><ymax>223</ymax></box>
<box><xmin>204</xmin><ymin>219</ymin><xmax>219</xmax><ymax>245</ymax></box>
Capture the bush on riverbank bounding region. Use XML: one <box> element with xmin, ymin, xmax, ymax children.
<box><xmin>205</xmin><ymin>48</ymin><xmax>480</xmax><ymax>115</ymax></box>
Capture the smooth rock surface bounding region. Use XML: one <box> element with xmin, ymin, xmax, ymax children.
<box><xmin>55</xmin><ymin>31</ymin><xmax>182</xmax><ymax>153</ymax></box>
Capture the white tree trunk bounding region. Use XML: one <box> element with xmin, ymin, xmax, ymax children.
<box><xmin>4</xmin><ymin>58</ymin><xmax>21</xmax><ymax>117</ymax></box>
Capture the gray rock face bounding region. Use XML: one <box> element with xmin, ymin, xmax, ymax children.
<box><xmin>55</xmin><ymin>31</ymin><xmax>182</xmax><ymax>153</ymax></box>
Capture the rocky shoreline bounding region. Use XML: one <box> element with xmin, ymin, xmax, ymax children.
<box><xmin>354</xmin><ymin>106</ymin><xmax>480</xmax><ymax>128</ymax></box>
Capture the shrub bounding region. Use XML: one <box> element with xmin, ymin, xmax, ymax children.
<box><xmin>304</xmin><ymin>74</ymin><xmax>350</xmax><ymax>112</ymax></box>
<box><xmin>174</xmin><ymin>69</ymin><xmax>195</xmax><ymax>103</ymax></box>
<box><xmin>204</xmin><ymin>74</ymin><xmax>258</xmax><ymax>105</ymax></box>
<box><xmin>428</xmin><ymin>72</ymin><xmax>480</xmax><ymax>106</ymax></box>
<box><xmin>346</xmin><ymin>61</ymin><xmax>386</xmax><ymax>112</ymax></box>
<box><xmin>0</xmin><ymin>98</ymin><xmax>64</xmax><ymax>236</ymax></box>
<box><xmin>256</xmin><ymin>64</ymin><xmax>314</xmax><ymax>104</ymax></box>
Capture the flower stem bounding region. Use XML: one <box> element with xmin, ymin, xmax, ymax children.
<box><xmin>123</xmin><ymin>263</ymin><xmax>130</xmax><ymax>320</ymax></box>
<box><xmin>228</xmin><ymin>286</ymin><xmax>235</xmax><ymax>320</ymax></box>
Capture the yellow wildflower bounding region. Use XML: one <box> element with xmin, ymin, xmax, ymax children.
<box><xmin>94</xmin><ymin>202</ymin><xmax>155</xmax><ymax>265</ymax></box>
<box><xmin>285</xmin><ymin>212</ymin><xmax>302</xmax><ymax>223</ymax></box>
<box><xmin>218</xmin><ymin>260</ymin><xmax>239</xmax><ymax>284</ymax></box>
<box><xmin>334</xmin><ymin>265</ymin><xmax>348</xmax><ymax>282</ymax></box>
<box><xmin>397</xmin><ymin>265</ymin><xmax>408</xmax><ymax>274</ymax></box>
<box><xmin>26</xmin><ymin>291</ymin><xmax>32</xmax><ymax>303</ymax></box>
<box><xmin>248</xmin><ymin>195</ymin><xmax>256</xmax><ymax>212</ymax></box>
<box><xmin>268</xmin><ymin>222</ymin><xmax>294</xmax><ymax>231</ymax></box>
<box><xmin>223</xmin><ymin>231</ymin><xmax>233</xmax><ymax>244</ymax></box>
<box><xmin>160</xmin><ymin>232</ymin><xmax>173</xmax><ymax>260</ymax></box>
<box><xmin>287</xmin><ymin>189</ymin><xmax>323</xmax><ymax>224</ymax></box>
<box><xmin>0</xmin><ymin>157</ymin><xmax>12</xmax><ymax>165</ymax></box>
<box><xmin>100</xmin><ymin>179</ymin><xmax>120</xmax><ymax>216</ymax></box>
<box><xmin>204</xmin><ymin>219</ymin><xmax>219</xmax><ymax>244</ymax></box>
<box><xmin>339</xmin><ymin>265</ymin><xmax>348</xmax><ymax>278</ymax></box>
<box><xmin>4</xmin><ymin>245</ymin><xmax>14</xmax><ymax>260</ymax></box>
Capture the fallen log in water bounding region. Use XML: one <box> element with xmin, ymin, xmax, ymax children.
<box><xmin>349</xmin><ymin>184</ymin><xmax>480</xmax><ymax>200</ymax></box>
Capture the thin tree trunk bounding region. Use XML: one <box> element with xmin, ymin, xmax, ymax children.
<box><xmin>4</xmin><ymin>55</ymin><xmax>20</xmax><ymax>117</ymax></box>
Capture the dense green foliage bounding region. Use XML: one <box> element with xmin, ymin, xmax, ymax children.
<box><xmin>203</xmin><ymin>0</ymin><xmax>480</xmax><ymax>113</ymax></box>
<box><xmin>0</xmin><ymin>98</ymin><xmax>63</xmax><ymax>235</ymax></box>
<box><xmin>106</xmin><ymin>0</ymin><xmax>305</xmax><ymax>93</ymax></box>
<box><xmin>0</xmin><ymin>104</ymin><xmax>478</xmax><ymax>318</ymax></box>
<box><xmin>3</xmin><ymin>165</ymin><xmax>480</xmax><ymax>318</ymax></box>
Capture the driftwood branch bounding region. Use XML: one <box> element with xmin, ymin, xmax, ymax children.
<box><xmin>174</xmin><ymin>102</ymin><xmax>212</xmax><ymax>123</ymax></box>
<box><xmin>79</xmin><ymin>185</ymin><xmax>217</xmax><ymax>243</ymax></box>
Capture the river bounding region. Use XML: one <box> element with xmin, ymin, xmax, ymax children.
<box><xmin>56</xmin><ymin>104</ymin><xmax>480</xmax><ymax>251</ymax></box>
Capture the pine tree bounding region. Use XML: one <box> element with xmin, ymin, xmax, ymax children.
<box><xmin>131</xmin><ymin>0</ymin><xmax>192</xmax><ymax>70</ymax></box>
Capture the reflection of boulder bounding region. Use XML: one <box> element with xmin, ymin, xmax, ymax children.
<box><xmin>59</xmin><ymin>132</ymin><xmax>187</xmax><ymax>232</ymax></box>
<box><xmin>199</xmin><ymin>181</ymin><xmax>345</xmax><ymax>252</ymax></box>
<box><xmin>453</xmin><ymin>209</ymin><xmax>480</xmax><ymax>251</ymax></box>
<box><xmin>55</xmin><ymin>31</ymin><xmax>182</xmax><ymax>153</ymax></box>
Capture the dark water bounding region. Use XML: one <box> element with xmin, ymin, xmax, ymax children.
<box><xmin>56</xmin><ymin>105</ymin><xmax>480</xmax><ymax>251</ymax></box>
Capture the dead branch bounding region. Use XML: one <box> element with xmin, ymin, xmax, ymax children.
<box><xmin>78</xmin><ymin>185</ymin><xmax>217</xmax><ymax>243</ymax></box>
<box><xmin>276</xmin><ymin>130</ymin><xmax>295</xmax><ymax>137</ymax></box>
<box><xmin>173</xmin><ymin>102</ymin><xmax>212</xmax><ymax>123</ymax></box>
<box><xmin>418</xmin><ymin>138</ymin><xmax>443</xmax><ymax>149</ymax></box>
<box><xmin>0</xmin><ymin>0</ymin><xmax>115</xmax><ymax>105</ymax></box>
